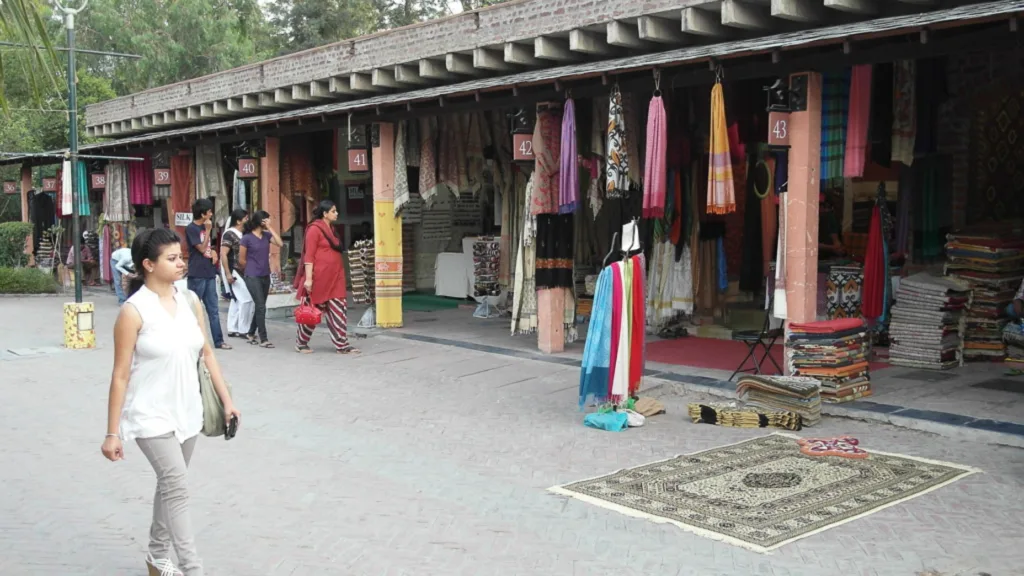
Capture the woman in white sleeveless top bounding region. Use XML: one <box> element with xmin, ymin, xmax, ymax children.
<box><xmin>101</xmin><ymin>228</ymin><xmax>240</xmax><ymax>576</ymax></box>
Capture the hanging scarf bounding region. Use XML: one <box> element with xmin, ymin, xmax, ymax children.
<box><xmin>61</xmin><ymin>160</ymin><xmax>73</xmax><ymax>216</ymax></box>
<box><xmin>170</xmin><ymin>155</ymin><xmax>194</xmax><ymax>234</ymax></box>
<box><xmin>104</xmin><ymin>161</ymin><xmax>131</xmax><ymax>222</ymax></box>
<box><xmin>232</xmin><ymin>170</ymin><xmax>246</xmax><ymax>211</ymax></box>
<box><xmin>394</xmin><ymin>121</ymin><xmax>410</xmax><ymax>216</ymax></box>
<box><xmin>128</xmin><ymin>155</ymin><xmax>153</xmax><ymax>206</ymax></box>
<box><xmin>707</xmin><ymin>82</ymin><xmax>736</xmax><ymax>214</ymax></box>
<box><xmin>646</xmin><ymin>240</ymin><xmax>672</xmax><ymax>329</ymax></box>
<box><xmin>609</xmin><ymin>262</ymin><xmax>628</xmax><ymax>402</ymax></box>
<box><xmin>75</xmin><ymin>161</ymin><xmax>91</xmax><ymax>217</ymax></box>
<box><xmin>558</xmin><ymin>98</ymin><xmax>578</xmax><ymax>214</ymax></box>
<box><xmin>438</xmin><ymin>115</ymin><xmax>463</xmax><ymax>198</ymax></box>
<box><xmin>511</xmin><ymin>174</ymin><xmax>539</xmax><ymax>335</ymax></box>
<box><xmin>606</xmin><ymin>86</ymin><xmax>630</xmax><ymax>199</ymax></box>
<box><xmin>629</xmin><ymin>254</ymin><xmax>645</xmax><ymax>396</ymax></box>
<box><xmin>405</xmin><ymin>119</ymin><xmax>420</xmax><ymax>168</ymax></box>
<box><xmin>531</xmin><ymin>103</ymin><xmax>561</xmax><ymax>215</ymax></box>
<box><xmin>419</xmin><ymin>117</ymin><xmax>440</xmax><ymax>207</ymax></box>
<box><xmin>643</xmin><ymin>94</ymin><xmax>667</xmax><ymax>219</ymax></box>
<box><xmin>466</xmin><ymin>112</ymin><xmax>486</xmax><ymax>196</ymax></box>
<box><xmin>774</xmin><ymin>189</ymin><xmax>788</xmax><ymax>320</ymax></box>
<box><xmin>579</xmin><ymin>266</ymin><xmax>613</xmax><ymax>408</ymax></box>
<box><xmin>861</xmin><ymin>205</ymin><xmax>886</xmax><ymax>321</ymax></box>
<box><xmin>892</xmin><ymin>60</ymin><xmax>917</xmax><ymax>166</ymax></box>
<box><xmin>535</xmin><ymin>214</ymin><xmax>574</xmax><ymax>289</ymax></box>
<box><xmin>844</xmin><ymin>65</ymin><xmax>872</xmax><ymax>178</ymax></box>
<box><xmin>820</xmin><ymin>70</ymin><xmax>851</xmax><ymax>185</ymax></box>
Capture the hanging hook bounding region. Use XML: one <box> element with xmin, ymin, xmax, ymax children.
<box><xmin>715</xmin><ymin>64</ymin><xmax>724</xmax><ymax>84</ymax></box>
<box><xmin>653</xmin><ymin>68</ymin><xmax>662</xmax><ymax>97</ymax></box>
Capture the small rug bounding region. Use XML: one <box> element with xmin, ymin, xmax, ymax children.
<box><xmin>549</xmin><ymin>434</ymin><xmax>978</xmax><ymax>553</ymax></box>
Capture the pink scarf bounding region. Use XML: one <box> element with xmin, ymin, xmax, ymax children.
<box><xmin>643</xmin><ymin>95</ymin><xmax>667</xmax><ymax>218</ymax></box>
<box><xmin>844</xmin><ymin>65</ymin><xmax>872</xmax><ymax>178</ymax></box>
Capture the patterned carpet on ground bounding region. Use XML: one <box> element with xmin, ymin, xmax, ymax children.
<box><xmin>646</xmin><ymin>337</ymin><xmax>888</xmax><ymax>374</ymax></box>
<box><xmin>549</xmin><ymin>434</ymin><xmax>977</xmax><ymax>553</ymax></box>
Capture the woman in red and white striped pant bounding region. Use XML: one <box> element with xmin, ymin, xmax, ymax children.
<box><xmin>293</xmin><ymin>200</ymin><xmax>360</xmax><ymax>354</ymax></box>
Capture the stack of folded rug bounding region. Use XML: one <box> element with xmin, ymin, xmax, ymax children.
<box><xmin>688</xmin><ymin>402</ymin><xmax>803</xmax><ymax>431</ymax></box>
<box><xmin>786</xmin><ymin>318</ymin><xmax>872</xmax><ymax>404</ymax></box>
<box><xmin>735</xmin><ymin>375</ymin><xmax>821</xmax><ymax>426</ymax></box>
<box><xmin>889</xmin><ymin>272</ymin><xmax>969</xmax><ymax>370</ymax></box>
<box><xmin>944</xmin><ymin>234</ymin><xmax>1024</xmax><ymax>361</ymax></box>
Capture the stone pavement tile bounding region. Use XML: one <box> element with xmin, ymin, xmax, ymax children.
<box><xmin>2</xmin><ymin>297</ymin><xmax>1024</xmax><ymax>576</ymax></box>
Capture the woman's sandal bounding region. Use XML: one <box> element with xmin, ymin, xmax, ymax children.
<box><xmin>337</xmin><ymin>347</ymin><xmax>361</xmax><ymax>355</ymax></box>
<box><xmin>259</xmin><ymin>341</ymin><xmax>275</xmax><ymax>349</ymax></box>
<box><xmin>295</xmin><ymin>345</ymin><xmax>313</xmax><ymax>354</ymax></box>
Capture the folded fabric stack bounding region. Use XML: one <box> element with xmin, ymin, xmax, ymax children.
<box><xmin>1003</xmin><ymin>321</ymin><xmax>1024</xmax><ymax>364</ymax></box>
<box><xmin>351</xmin><ymin>239</ymin><xmax>376</xmax><ymax>305</ymax></box>
<box><xmin>889</xmin><ymin>272</ymin><xmax>969</xmax><ymax>370</ymax></box>
<box><xmin>944</xmin><ymin>234</ymin><xmax>1024</xmax><ymax>361</ymax></box>
<box><xmin>786</xmin><ymin>318</ymin><xmax>871</xmax><ymax>404</ymax></box>
<box><xmin>735</xmin><ymin>375</ymin><xmax>821</xmax><ymax>426</ymax></box>
<box><xmin>688</xmin><ymin>402</ymin><xmax>803</xmax><ymax>431</ymax></box>
<box><xmin>402</xmin><ymin>224</ymin><xmax>416</xmax><ymax>293</ymax></box>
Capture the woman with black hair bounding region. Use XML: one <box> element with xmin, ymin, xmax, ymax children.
<box><xmin>293</xmin><ymin>199</ymin><xmax>359</xmax><ymax>354</ymax></box>
<box><xmin>101</xmin><ymin>228</ymin><xmax>240</xmax><ymax>576</ymax></box>
<box><xmin>219</xmin><ymin>209</ymin><xmax>253</xmax><ymax>337</ymax></box>
<box><xmin>238</xmin><ymin>210</ymin><xmax>283</xmax><ymax>347</ymax></box>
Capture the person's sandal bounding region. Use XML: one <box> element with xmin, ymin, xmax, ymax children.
<box><xmin>337</xmin><ymin>347</ymin><xmax>361</xmax><ymax>355</ymax></box>
<box><xmin>218</xmin><ymin>343</ymin><xmax>233</xmax><ymax>350</ymax></box>
<box><xmin>146</xmin><ymin>553</ymin><xmax>183</xmax><ymax>576</ymax></box>
<box><xmin>259</xmin><ymin>341</ymin><xmax>275</xmax><ymax>349</ymax></box>
<box><xmin>295</xmin><ymin>345</ymin><xmax>313</xmax><ymax>354</ymax></box>
<box><xmin>247</xmin><ymin>335</ymin><xmax>258</xmax><ymax>345</ymax></box>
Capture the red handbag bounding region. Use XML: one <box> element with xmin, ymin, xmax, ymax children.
<box><xmin>294</xmin><ymin>299</ymin><xmax>322</xmax><ymax>326</ymax></box>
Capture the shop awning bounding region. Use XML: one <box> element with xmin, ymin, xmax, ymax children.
<box><xmin>69</xmin><ymin>0</ymin><xmax>1023</xmax><ymax>155</ymax></box>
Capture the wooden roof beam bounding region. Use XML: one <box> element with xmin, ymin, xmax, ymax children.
<box><xmin>722</xmin><ymin>0</ymin><xmax>772</xmax><ymax>31</ymax></box>
<box><xmin>824</xmin><ymin>0</ymin><xmax>877</xmax><ymax>14</ymax></box>
<box><xmin>682</xmin><ymin>7</ymin><xmax>728</xmax><ymax>37</ymax></box>
<box><xmin>570</xmin><ymin>29</ymin><xmax>611</xmax><ymax>55</ymax></box>
<box><xmin>772</xmin><ymin>0</ymin><xmax>825</xmax><ymax>23</ymax></box>
<box><xmin>638</xmin><ymin>16</ymin><xmax>687</xmax><ymax>44</ymax></box>
<box><xmin>534</xmin><ymin>37</ymin><xmax>577</xmax><ymax>62</ymax></box>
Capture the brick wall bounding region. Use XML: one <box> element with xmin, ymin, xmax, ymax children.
<box><xmin>86</xmin><ymin>0</ymin><xmax>711</xmax><ymax>127</ymax></box>
<box><xmin>938</xmin><ymin>49</ymin><xmax>1024</xmax><ymax>229</ymax></box>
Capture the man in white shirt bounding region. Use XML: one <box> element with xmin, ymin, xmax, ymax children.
<box><xmin>110</xmin><ymin>246</ymin><xmax>133</xmax><ymax>305</ymax></box>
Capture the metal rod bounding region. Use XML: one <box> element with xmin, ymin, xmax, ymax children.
<box><xmin>0</xmin><ymin>40</ymin><xmax>141</xmax><ymax>59</ymax></box>
<box><xmin>67</xmin><ymin>11</ymin><xmax>83</xmax><ymax>304</ymax></box>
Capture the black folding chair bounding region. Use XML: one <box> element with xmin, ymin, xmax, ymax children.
<box><xmin>729</xmin><ymin>288</ymin><xmax>784</xmax><ymax>381</ymax></box>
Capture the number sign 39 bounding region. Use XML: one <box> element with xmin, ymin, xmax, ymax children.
<box><xmin>767</xmin><ymin>110</ymin><xmax>790</xmax><ymax>147</ymax></box>
<box><xmin>153</xmin><ymin>168</ymin><xmax>171</xmax><ymax>185</ymax></box>
<box><xmin>513</xmin><ymin>133</ymin><xmax>534</xmax><ymax>162</ymax></box>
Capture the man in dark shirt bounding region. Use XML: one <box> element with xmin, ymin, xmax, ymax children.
<box><xmin>186</xmin><ymin>198</ymin><xmax>230</xmax><ymax>349</ymax></box>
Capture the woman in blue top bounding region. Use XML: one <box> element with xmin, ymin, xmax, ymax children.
<box><xmin>237</xmin><ymin>211</ymin><xmax>282</xmax><ymax>348</ymax></box>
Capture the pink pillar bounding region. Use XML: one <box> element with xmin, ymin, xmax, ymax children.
<box><xmin>784</xmin><ymin>72</ymin><xmax>823</xmax><ymax>324</ymax></box>
<box><xmin>261</xmin><ymin>137</ymin><xmax>282</xmax><ymax>275</ymax></box>
<box><xmin>537</xmin><ymin>288</ymin><xmax>565</xmax><ymax>354</ymax></box>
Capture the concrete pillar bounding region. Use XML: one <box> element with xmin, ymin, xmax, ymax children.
<box><xmin>784</xmin><ymin>71</ymin><xmax>823</xmax><ymax>324</ymax></box>
<box><xmin>371</xmin><ymin>122</ymin><xmax>404</xmax><ymax>328</ymax></box>
<box><xmin>261</xmin><ymin>136</ymin><xmax>282</xmax><ymax>275</ymax></box>
<box><xmin>537</xmin><ymin>288</ymin><xmax>566</xmax><ymax>354</ymax></box>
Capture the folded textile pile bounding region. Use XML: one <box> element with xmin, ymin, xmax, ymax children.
<box><xmin>786</xmin><ymin>318</ymin><xmax>871</xmax><ymax>404</ymax></box>
<box><xmin>889</xmin><ymin>272</ymin><xmax>969</xmax><ymax>370</ymax></box>
<box><xmin>351</xmin><ymin>239</ymin><xmax>376</xmax><ymax>305</ymax></box>
<box><xmin>688</xmin><ymin>402</ymin><xmax>803</xmax><ymax>431</ymax></box>
<box><xmin>736</xmin><ymin>375</ymin><xmax>821</xmax><ymax>426</ymax></box>
<box><xmin>944</xmin><ymin>234</ymin><xmax>1024</xmax><ymax>361</ymax></box>
<box><xmin>1003</xmin><ymin>321</ymin><xmax>1024</xmax><ymax>364</ymax></box>
<box><xmin>472</xmin><ymin>236</ymin><xmax>500</xmax><ymax>297</ymax></box>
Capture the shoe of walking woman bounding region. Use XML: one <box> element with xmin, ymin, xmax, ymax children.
<box><xmin>101</xmin><ymin>228</ymin><xmax>241</xmax><ymax>576</ymax></box>
<box><xmin>293</xmin><ymin>200</ymin><xmax>360</xmax><ymax>354</ymax></box>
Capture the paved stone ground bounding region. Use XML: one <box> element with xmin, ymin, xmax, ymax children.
<box><xmin>1</xmin><ymin>295</ymin><xmax>1022</xmax><ymax>576</ymax></box>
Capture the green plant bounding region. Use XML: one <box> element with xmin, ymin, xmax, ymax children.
<box><xmin>0</xmin><ymin>221</ymin><xmax>32</xmax><ymax>267</ymax></box>
<box><xmin>0</xmin><ymin>267</ymin><xmax>57</xmax><ymax>294</ymax></box>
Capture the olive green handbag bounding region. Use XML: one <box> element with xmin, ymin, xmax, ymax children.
<box><xmin>185</xmin><ymin>290</ymin><xmax>233</xmax><ymax>437</ymax></box>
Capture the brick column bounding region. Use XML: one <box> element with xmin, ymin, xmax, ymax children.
<box><xmin>784</xmin><ymin>72</ymin><xmax>822</xmax><ymax>324</ymax></box>
<box><xmin>261</xmin><ymin>137</ymin><xmax>282</xmax><ymax>275</ymax></box>
<box><xmin>537</xmin><ymin>288</ymin><xmax>566</xmax><ymax>354</ymax></box>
